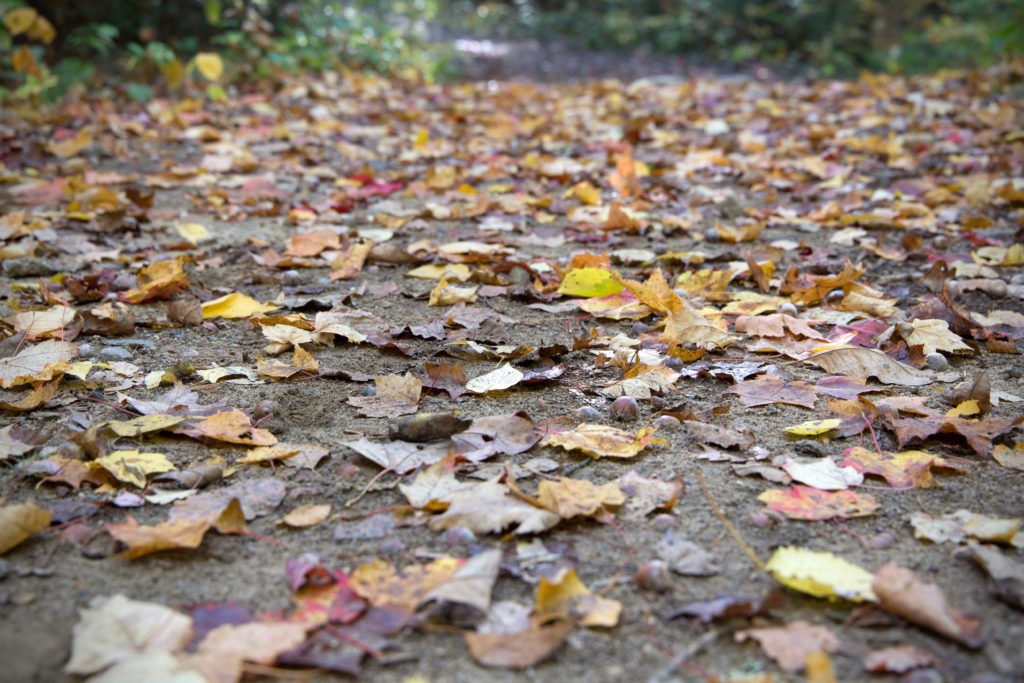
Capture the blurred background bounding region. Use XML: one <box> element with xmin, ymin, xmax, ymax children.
<box><xmin>3</xmin><ymin>0</ymin><xmax>1023</xmax><ymax>100</ymax></box>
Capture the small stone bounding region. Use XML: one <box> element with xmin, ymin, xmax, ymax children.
<box><xmin>1011</xmin><ymin>273</ymin><xmax>1024</xmax><ymax>285</ymax></box>
<box><xmin>576</xmin><ymin>406</ymin><xmax>602</xmax><ymax>422</ymax></box>
<box><xmin>253</xmin><ymin>400</ymin><xmax>281</xmax><ymax>420</ymax></box>
<box><xmin>651</xmin><ymin>514</ymin><xmax>678</xmax><ymax>530</ymax></box>
<box><xmin>610</xmin><ymin>396</ymin><xmax>639</xmax><ymax>421</ymax></box>
<box><xmin>777</xmin><ymin>302</ymin><xmax>798</xmax><ymax>317</ymax></box>
<box><xmin>663</xmin><ymin>356</ymin><xmax>683</xmax><ymax>370</ymax></box>
<box><xmin>280</xmin><ymin>269</ymin><xmax>300</xmax><ymax>287</ymax></box>
<box><xmin>748</xmin><ymin>512</ymin><xmax>774</xmax><ymax>528</ymax></box>
<box><xmin>871</xmin><ymin>532</ymin><xmax>896</xmax><ymax>549</ymax></box>
<box><xmin>109</xmin><ymin>273</ymin><xmax>136</xmax><ymax>292</ymax></box>
<box><xmin>704</xmin><ymin>228</ymin><xmax>720</xmax><ymax>242</ymax></box>
<box><xmin>76</xmin><ymin>343</ymin><xmax>96</xmax><ymax>358</ymax></box>
<box><xmin>631</xmin><ymin>322</ymin><xmax>650</xmax><ymax>335</ymax></box>
<box><xmin>635</xmin><ymin>560</ymin><xmax>671</xmax><ymax>592</ymax></box>
<box><xmin>825</xmin><ymin>289</ymin><xmax>845</xmax><ymax>306</ymax></box>
<box><xmin>98</xmin><ymin>347</ymin><xmax>132</xmax><ymax>362</ymax></box>
<box><xmin>653</xmin><ymin>415</ymin><xmax>681</xmax><ymax>429</ymax></box>
<box><xmin>361</xmin><ymin>385</ymin><xmax>376</xmax><ymax>396</ymax></box>
<box><xmin>443</xmin><ymin>527</ymin><xmax>476</xmax><ymax>548</ymax></box>
<box><xmin>988</xmin><ymin>279</ymin><xmax>1008</xmax><ymax>298</ymax></box>
<box><xmin>1</xmin><ymin>257</ymin><xmax>59</xmax><ymax>278</ymax></box>
<box><xmin>946</xmin><ymin>279</ymin><xmax>962</xmax><ymax>297</ymax></box>
<box><xmin>925</xmin><ymin>352</ymin><xmax>949</xmax><ymax>372</ymax></box>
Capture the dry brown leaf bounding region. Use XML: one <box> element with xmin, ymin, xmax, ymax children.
<box><xmin>465</xmin><ymin>617</ymin><xmax>573</xmax><ymax>669</ymax></box>
<box><xmin>181</xmin><ymin>621</ymin><xmax>310</xmax><ymax>683</ymax></box>
<box><xmin>806</xmin><ymin>347</ymin><xmax>950</xmax><ymax>386</ymax></box>
<box><xmin>543</xmin><ymin>424</ymin><xmax>659</xmax><ymax>459</ymax></box>
<box><xmin>536</xmin><ymin>477</ymin><xmax>625</xmax><ymax>519</ymax></box>
<box><xmin>428</xmin><ymin>475</ymin><xmax>559</xmax><ymax>535</ymax></box>
<box><xmin>872</xmin><ymin>563</ymin><xmax>984</xmax><ymax>648</ymax></box>
<box><xmin>107</xmin><ymin>499</ymin><xmax>246</xmax><ymax>558</ymax></box>
<box><xmin>735</xmin><ymin>621</ymin><xmax>841</xmax><ymax>672</ymax></box>
<box><xmin>347</xmin><ymin>373</ymin><xmax>422</xmax><ymax>417</ymax></box>
<box><xmin>279</xmin><ymin>504</ymin><xmax>331</xmax><ymax>528</ymax></box>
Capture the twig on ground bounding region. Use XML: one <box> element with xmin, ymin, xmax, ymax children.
<box><xmin>695</xmin><ymin>469</ymin><xmax>765</xmax><ymax>573</ymax></box>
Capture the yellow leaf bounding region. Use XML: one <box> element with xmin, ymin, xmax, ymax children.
<box><xmin>785</xmin><ymin>418</ymin><xmax>841</xmax><ymax>436</ymax></box>
<box><xmin>201</xmin><ymin>293</ymin><xmax>279</xmax><ymax>319</ymax></box>
<box><xmin>946</xmin><ymin>400</ymin><xmax>979</xmax><ymax>418</ymax></box>
<box><xmin>279</xmin><ymin>504</ymin><xmax>331</xmax><ymax>528</ymax></box>
<box><xmin>0</xmin><ymin>502</ymin><xmax>51</xmax><ymax>554</ymax></box>
<box><xmin>544</xmin><ymin>424</ymin><xmax>659</xmax><ymax>459</ymax></box>
<box><xmin>557</xmin><ymin>268</ymin><xmax>624</xmax><ymax>298</ymax></box>
<box><xmin>766</xmin><ymin>546</ymin><xmax>877</xmax><ymax>602</ymax></box>
<box><xmin>161</xmin><ymin>59</ymin><xmax>185</xmax><ymax>90</ymax></box>
<box><xmin>4</xmin><ymin>8</ymin><xmax>37</xmax><ymax>36</ymax></box>
<box><xmin>194</xmin><ymin>52</ymin><xmax>223</xmax><ymax>81</ymax></box>
<box><xmin>428</xmin><ymin>277</ymin><xmax>478</xmax><ymax>306</ymax></box>
<box><xmin>26</xmin><ymin>14</ymin><xmax>55</xmax><ymax>44</ymax></box>
<box><xmin>536</xmin><ymin>567</ymin><xmax>621</xmax><ymax>627</ymax></box>
<box><xmin>174</xmin><ymin>222</ymin><xmax>211</xmax><ymax>245</ymax></box>
<box><xmin>106</xmin><ymin>414</ymin><xmax>186</xmax><ymax>437</ymax></box>
<box><xmin>94</xmin><ymin>450</ymin><xmax>176</xmax><ymax>488</ymax></box>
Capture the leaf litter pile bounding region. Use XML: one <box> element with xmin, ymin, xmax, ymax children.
<box><xmin>1</xmin><ymin>63</ymin><xmax>1024</xmax><ymax>682</ymax></box>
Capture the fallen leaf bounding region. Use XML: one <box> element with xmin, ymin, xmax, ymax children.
<box><xmin>0</xmin><ymin>424</ymin><xmax>34</xmax><ymax>461</ymax></box>
<box><xmin>666</xmin><ymin>592</ymin><xmax>785</xmax><ymax>623</ymax></box>
<box><xmin>684</xmin><ymin>421</ymin><xmax>754</xmax><ymax>449</ymax></box>
<box><xmin>121</xmin><ymin>259</ymin><xmax>187</xmax><ymax>303</ymax></box>
<box><xmin>536</xmin><ymin>477</ymin><xmax>625</xmax><ymax>519</ymax></box>
<box><xmin>863</xmin><ymin>645</ymin><xmax>942</xmax><ymax>673</ymax></box>
<box><xmin>64</xmin><ymin>594</ymin><xmax>193</xmax><ymax>675</ymax></box>
<box><xmin>350</xmin><ymin>556</ymin><xmax>461</xmax><ymax>611</ymax></box>
<box><xmin>544</xmin><ymin>424</ymin><xmax>659</xmax><ymax>459</ymax></box>
<box><xmin>0</xmin><ymin>502</ymin><xmax>51</xmax><ymax>554</ymax></box>
<box><xmin>420</xmin><ymin>548</ymin><xmax>502</xmax><ymax>612</ymax></box>
<box><xmin>536</xmin><ymin>567</ymin><xmax>621</xmax><ymax>627</ymax></box>
<box><xmin>107</xmin><ymin>499</ymin><xmax>246</xmax><ymax>558</ymax></box>
<box><xmin>419</xmin><ymin>361</ymin><xmax>468</xmax><ymax>400</ymax></box>
<box><xmin>201</xmin><ymin>293</ymin><xmax>280</xmax><ymax>319</ymax></box>
<box><xmin>279</xmin><ymin>504</ymin><xmax>331</xmax><ymax>528</ymax></box>
<box><xmin>347</xmin><ymin>373</ymin><xmax>422</xmax><ymax>417</ymax></box>
<box><xmin>784</xmin><ymin>418</ymin><xmax>842</xmax><ymax>436</ymax></box>
<box><xmin>656</xmin><ymin>531</ymin><xmax>720</xmax><ymax>576</ymax></box>
<box><xmin>170</xmin><ymin>478</ymin><xmax>285</xmax><ymax>522</ymax></box>
<box><xmin>0</xmin><ymin>338</ymin><xmax>77</xmax><ymax>388</ymax></box>
<box><xmin>466</xmin><ymin>617</ymin><xmax>573</xmax><ymax>669</ymax></box>
<box><xmin>899</xmin><ymin>318</ymin><xmax>972</xmax><ymax>355</ymax></box>
<box><xmin>181</xmin><ymin>621</ymin><xmax>310</xmax><ymax>683</ymax></box>
<box><xmin>429</xmin><ymin>277</ymin><xmax>478</xmax><ymax>305</ymax></box>
<box><xmin>94</xmin><ymin>450</ymin><xmax>176</xmax><ymax>488</ymax></box>
<box><xmin>780</xmin><ymin>457</ymin><xmax>864</xmax><ymax>490</ymax></box>
<box><xmin>176</xmin><ymin>409</ymin><xmax>276</xmax><ymax>446</ymax></box>
<box><xmin>735</xmin><ymin>621</ymin><xmax>840</xmax><ymax>672</ymax></box>
<box><xmin>872</xmin><ymin>563</ymin><xmax>984</xmax><ymax>648</ymax></box>
<box><xmin>194</xmin><ymin>52</ymin><xmax>224</xmax><ymax>81</ymax></box>
<box><xmin>466</xmin><ymin>364</ymin><xmax>524</xmax><ymax>393</ymax></box>
<box><xmin>759</xmin><ymin>486</ymin><xmax>878</xmax><ymax>520</ymax></box>
<box><xmin>256</xmin><ymin>346</ymin><xmax>318</xmax><ymax>378</ymax></box>
<box><xmin>725</xmin><ymin>374</ymin><xmax>818</xmax><ymax>409</ymax></box>
<box><xmin>602</xmin><ymin>365</ymin><xmax>680</xmax><ymax>399</ymax></box>
<box><xmin>967</xmin><ymin>541</ymin><xmax>1024</xmax><ymax>610</ymax></box>
<box><xmin>429</xmin><ymin>475</ymin><xmax>559</xmax><ymax>535</ymax></box>
<box><xmin>841</xmin><ymin>446</ymin><xmax>959</xmax><ymax>488</ymax></box>
<box><xmin>557</xmin><ymin>267</ymin><xmax>623</xmax><ymax>298</ymax></box>
<box><xmin>765</xmin><ymin>546</ymin><xmax>877</xmax><ymax>602</ymax></box>
<box><xmin>805</xmin><ymin>347</ymin><xmax>950</xmax><ymax>386</ymax></box>
<box><xmin>614</xmin><ymin>470</ymin><xmax>683</xmax><ymax>519</ymax></box>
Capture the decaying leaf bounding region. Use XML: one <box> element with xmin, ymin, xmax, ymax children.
<box><xmin>429</xmin><ymin>475</ymin><xmax>559</xmax><ymax>535</ymax></box>
<box><xmin>863</xmin><ymin>645</ymin><xmax>942</xmax><ymax>673</ymax></box>
<box><xmin>725</xmin><ymin>374</ymin><xmax>818</xmax><ymax>408</ymax></box>
<box><xmin>347</xmin><ymin>373</ymin><xmax>422</xmax><ymax>417</ymax></box>
<box><xmin>466</xmin><ymin>616</ymin><xmax>573</xmax><ymax>669</ymax></box>
<box><xmin>805</xmin><ymin>347</ymin><xmax>951</xmax><ymax>386</ymax></box>
<box><xmin>543</xmin><ymin>424</ymin><xmax>659</xmax><ymax>459</ymax></box>
<box><xmin>872</xmin><ymin>563</ymin><xmax>984</xmax><ymax>648</ymax></box>
<box><xmin>536</xmin><ymin>477</ymin><xmax>625</xmax><ymax>519</ymax></box>
<box><xmin>666</xmin><ymin>591</ymin><xmax>785</xmax><ymax>623</ymax></box>
<box><xmin>735</xmin><ymin>621</ymin><xmax>841</xmax><ymax>672</ymax></box>
<box><xmin>350</xmin><ymin>556</ymin><xmax>462</xmax><ymax>611</ymax></box>
<box><xmin>759</xmin><ymin>486</ymin><xmax>878</xmax><ymax>520</ymax></box>
<box><xmin>841</xmin><ymin>446</ymin><xmax>960</xmax><ymax>489</ymax></box>
<box><xmin>536</xmin><ymin>567</ymin><xmax>622</xmax><ymax>627</ymax></box>
<box><xmin>106</xmin><ymin>498</ymin><xmax>246</xmax><ymax>558</ymax></box>
<box><xmin>279</xmin><ymin>504</ymin><xmax>331</xmax><ymax>528</ymax></box>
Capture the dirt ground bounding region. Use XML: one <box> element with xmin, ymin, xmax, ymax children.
<box><xmin>1</xmin><ymin>43</ymin><xmax>1023</xmax><ymax>683</ymax></box>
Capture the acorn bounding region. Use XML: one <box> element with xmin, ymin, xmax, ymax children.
<box><xmin>925</xmin><ymin>352</ymin><xmax>949</xmax><ymax>372</ymax></box>
<box><xmin>988</xmin><ymin>279</ymin><xmax>1008</xmax><ymax>298</ymax></box>
<box><xmin>253</xmin><ymin>400</ymin><xmax>281</xmax><ymax>420</ymax></box>
<box><xmin>610</xmin><ymin>396</ymin><xmax>640</xmax><ymax>421</ymax></box>
<box><xmin>778</xmin><ymin>302</ymin><xmax>798</xmax><ymax>317</ymax></box>
<box><xmin>443</xmin><ymin>526</ymin><xmax>476</xmax><ymax>548</ymax></box>
<box><xmin>654</xmin><ymin>415</ymin><xmax>682</xmax><ymax>430</ymax></box>
<box><xmin>280</xmin><ymin>269</ymin><xmax>300</xmax><ymax>287</ymax></box>
<box><xmin>871</xmin><ymin>532</ymin><xmax>896</xmax><ymax>549</ymax></box>
<box><xmin>635</xmin><ymin>560</ymin><xmax>671</xmax><ymax>592</ymax></box>
<box><xmin>825</xmin><ymin>289</ymin><xmax>845</xmax><ymax>306</ymax></box>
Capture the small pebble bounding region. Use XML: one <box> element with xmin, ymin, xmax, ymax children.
<box><xmin>871</xmin><ymin>532</ymin><xmax>897</xmax><ymax>549</ymax></box>
<box><xmin>824</xmin><ymin>289</ymin><xmax>845</xmax><ymax>306</ymax></box>
<box><xmin>1011</xmin><ymin>273</ymin><xmax>1024</xmax><ymax>285</ymax></box>
<box><xmin>280</xmin><ymin>269</ymin><xmax>300</xmax><ymax>287</ymax></box>
<box><xmin>76</xmin><ymin>343</ymin><xmax>96</xmax><ymax>358</ymax></box>
<box><xmin>201</xmin><ymin>322</ymin><xmax>217</xmax><ymax>332</ymax></box>
<box><xmin>253</xmin><ymin>400</ymin><xmax>281</xmax><ymax>420</ymax></box>
<box><xmin>610</xmin><ymin>396</ymin><xmax>639</xmax><ymax>421</ymax></box>
<box><xmin>576</xmin><ymin>406</ymin><xmax>602</xmax><ymax>422</ymax></box>
<box><xmin>653</xmin><ymin>415</ymin><xmax>681</xmax><ymax>429</ymax></box>
<box><xmin>777</xmin><ymin>302</ymin><xmax>798</xmax><ymax>317</ymax></box>
<box><xmin>631</xmin><ymin>322</ymin><xmax>650</xmax><ymax>336</ymax></box>
<box><xmin>98</xmin><ymin>347</ymin><xmax>132</xmax><ymax>362</ymax></box>
<box><xmin>925</xmin><ymin>352</ymin><xmax>949</xmax><ymax>372</ymax></box>
<box><xmin>748</xmin><ymin>512</ymin><xmax>774</xmax><ymax>528</ymax></box>
<box><xmin>651</xmin><ymin>514</ymin><xmax>678</xmax><ymax>530</ymax></box>
<box><xmin>361</xmin><ymin>385</ymin><xmax>376</xmax><ymax>396</ymax></box>
<box><xmin>443</xmin><ymin>527</ymin><xmax>476</xmax><ymax>547</ymax></box>
<box><xmin>988</xmin><ymin>279</ymin><xmax>1007</xmax><ymax>298</ymax></box>
<box><xmin>663</xmin><ymin>356</ymin><xmax>683</xmax><ymax>370</ymax></box>
<box><xmin>635</xmin><ymin>560</ymin><xmax>671</xmax><ymax>592</ymax></box>
<box><xmin>703</xmin><ymin>227</ymin><xmax>720</xmax><ymax>242</ymax></box>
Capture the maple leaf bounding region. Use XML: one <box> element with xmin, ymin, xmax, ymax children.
<box><xmin>735</xmin><ymin>621</ymin><xmax>840</xmax><ymax>673</ymax></box>
<box><xmin>898</xmin><ymin>318</ymin><xmax>972</xmax><ymax>355</ymax></box>
<box><xmin>536</xmin><ymin>477</ymin><xmax>625</xmax><ymax>519</ymax></box>
<box><xmin>428</xmin><ymin>475</ymin><xmax>559</xmax><ymax>536</ymax></box>
<box><xmin>841</xmin><ymin>446</ymin><xmax>962</xmax><ymax>488</ymax></box>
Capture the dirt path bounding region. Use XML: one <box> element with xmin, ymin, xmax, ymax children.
<box><xmin>1</xmin><ymin>57</ymin><xmax>1023</xmax><ymax>683</ymax></box>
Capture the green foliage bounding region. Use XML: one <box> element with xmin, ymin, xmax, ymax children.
<box><xmin>442</xmin><ymin>0</ymin><xmax>1024</xmax><ymax>76</ymax></box>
